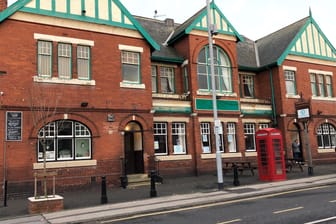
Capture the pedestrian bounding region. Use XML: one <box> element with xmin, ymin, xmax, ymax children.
<box><xmin>292</xmin><ymin>139</ymin><xmax>300</xmax><ymax>162</ymax></box>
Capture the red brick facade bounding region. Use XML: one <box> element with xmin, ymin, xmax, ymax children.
<box><xmin>0</xmin><ymin>0</ymin><xmax>6</xmax><ymax>12</ymax></box>
<box><xmin>0</xmin><ymin>1</ymin><xmax>336</xmax><ymax>197</ymax></box>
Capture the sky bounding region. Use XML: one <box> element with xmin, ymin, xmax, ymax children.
<box><xmin>7</xmin><ymin>0</ymin><xmax>336</xmax><ymax>46</ymax></box>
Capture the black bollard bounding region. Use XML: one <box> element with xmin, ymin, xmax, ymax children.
<box><xmin>233</xmin><ymin>164</ymin><xmax>240</xmax><ymax>186</ymax></box>
<box><xmin>101</xmin><ymin>176</ymin><xmax>108</xmax><ymax>204</ymax></box>
<box><xmin>3</xmin><ymin>180</ymin><xmax>7</xmax><ymax>207</ymax></box>
<box><xmin>308</xmin><ymin>166</ymin><xmax>314</xmax><ymax>176</ymax></box>
<box><xmin>150</xmin><ymin>171</ymin><xmax>157</xmax><ymax>197</ymax></box>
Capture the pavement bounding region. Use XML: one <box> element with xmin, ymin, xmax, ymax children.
<box><xmin>1</xmin><ymin>163</ymin><xmax>336</xmax><ymax>224</ymax></box>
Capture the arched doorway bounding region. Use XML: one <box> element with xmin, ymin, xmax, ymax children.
<box><xmin>124</xmin><ymin>121</ymin><xmax>144</xmax><ymax>174</ymax></box>
<box><xmin>288</xmin><ymin>121</ymin><xmax>304</xmax><ymax>162</ymax></box>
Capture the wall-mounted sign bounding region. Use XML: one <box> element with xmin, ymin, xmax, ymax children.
<box><xmin>295</xmin><ymin>99</ymin><xmax>311</xmax><ymax>122</ymax></box>
<box><xmin>6</xmin><ymin>111</ymin><xmax>22</xmax><ymax>141</ymax></box>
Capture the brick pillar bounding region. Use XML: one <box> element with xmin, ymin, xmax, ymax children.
<box><xmin>0</xmin><ymin>0</ymin><xmax>7</xmax><ymax>12</ymax></box>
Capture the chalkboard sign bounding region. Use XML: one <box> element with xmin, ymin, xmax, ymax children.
<box><xmin>6</xmin><ymin>111</ymin><xmax>22</xmax><ymax>141</ymax></box>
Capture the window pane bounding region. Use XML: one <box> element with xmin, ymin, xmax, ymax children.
<box><xmin>200</xmin><ymin>123</ymin><xmax>211</xmax><ymax>153</ymax></box>
<box><xmin>242</xmin><ymin>75</ymin><xmax>254</xmax><ymax>97</ymax></box>
<box><xmin>58</xmin><ymin>43</ymin><xmax>71</xmax><ymax>79</ymax></box>
<box><xmin>151</xmin><ymin>66</ymin><xmax>157</xmax><ymax>93</ymax></box>
<box><xmin>227</xmin><ymin>123</ymin><xmax>237</xmax><ymax>152</ymax></box>
<box><xmin>326</xmin><ymin>75</ymin><xmax>333</xmax><ymax>97</ymax></box>
<box><xmin>197</xmin><ymin>46</ymin><xmax>232</xmax><ymax>92</ymax></box>
<box><xmin>172</xmin><ymin>123</ymin><xmax>186</xmax><ymax>154</ymax></box>
<box><xmin>37</xmin><ymin>120</ymin><xmax>92</xmax><ymax>161</ymax></box>
<box><xmin>154</xmin><ymin>123</ymin><xmax>167</xmax><ymax>154</ymax></box>
<box><xmin>160</xmin><ymin>67</ymin><xmax>174</xmax><ymax>93</ymax></box>
<box><xmin>38</xmin><ymin>139</ymin><xmax>55</xmax><ymax>161</ymax></box>
<box><xmin>310</xmin><ymin>74</ymin><xmax>317</xmax><ymax>96</ymax></box>
<box><xmin>57</xmin><ymin>138</ymin><xmax>73</xmax><ymax>160</ymax></box>
<box><xmin>244</xmin><ymin>123</ymin><xmax>256</xmax><ymax>151</ymax></box>
<box><xmin>77</xmin><ymin>46</ymin><xmax>90</xmax><ymax>80</ymax></box>
<box><xmin>58</xmin><ymin>121</ymin><xmax>73</xmax><ymax>136</ymax></box>
<box><xmin>122</xmin><ymin>51</ymin><xmax>140</xmax><ymax>83</ymax></box>
<box><xmin>38</xmin><ymin>41</ymin><xmax>52</xmax><ymax>77</ymax></box>
<box><xmin>285</xmin><ymin>70</ymin><xmax>296</xmax><ymax>95</ymax></box>
<box><xmin>197</xmin><ymin>64</ymin><xmax>208</xmax><ymax>90</ymax></box>
<box><xmin>75</xmin><ymin>138</ymin><xmax>91</xmax><ymax>158</ymax></box>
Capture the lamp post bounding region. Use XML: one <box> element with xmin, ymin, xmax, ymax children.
<box><xmin>206</xmin><ymin>0</ymin><xmax>224</xmax><ymax>190</ymax></box>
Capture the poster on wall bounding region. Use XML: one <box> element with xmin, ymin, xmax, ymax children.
<box><xmin>6</xmin><ymin>111</ymin><xmax>22</xmax><ymax>141</ymax></box>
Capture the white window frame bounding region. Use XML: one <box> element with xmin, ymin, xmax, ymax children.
<box><xmin>77</xmin><ymin>45</ymin><xmax>91</xmax><ymax>80</ymax></box>
<box><xmin>172</xmin><ymin>123</ymin><xmax>186</xmax><ymax>154</ymax></box>
<box><xmin>284</xmin><ymin>70</ymin><xmax>296</xmax><ymax>95</ymax></box>
<box><xmin>317</xmin><ymin>123</ymin><xmax>336</xmax><ymax>149</ymax></box>
<box><xmin>38</xmin><ymin>40</ymin><xmax>52</xmax><ymax>78</ymax></box>
<box><xmin>121</xmin><ymin>51</ymin><xmax>140</xmax><ymax>84</ymax></box>
<box><xmin>244</xmin><ymin>123</ymin><xmax>256</xmax><ymax>151</ymax></box>
<box><xmin>58</xmin><ymin>43</ymin><xmax>72</xmax><ymax>79</ymax></box>
<box><xmin>37</xmin><ymin>120</ymin><xmax>92</xmax><ymax>162</ymax></box>
<box><xmin>227</xmin><ymin>122</ymin><xmax>237</xmax><ymax>153</ymax></box>
<box><xmin>154</xmin><ymin>122</ymin><xmax>168</xmax><ymax>155</ymax></box>
<box><xmin>160</xmin><ymin>66</ymin><xmax>175</xmax><ymax>93</ymax></box>
<box><xmin>200</xmin><ymin>122</ymin><xmax>211</xmax><ymax>153</ymax></box>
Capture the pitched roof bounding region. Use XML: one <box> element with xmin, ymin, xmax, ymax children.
<box><xmin>256</xmin><ymin>17</ymin><xmax>309</xmax><ymax>68</ymax></box>
<box><xmin>237</xmin><ymin>36</ymin><xmax>258</xmax><ymax>70</ymax></box>
<box><xmin>238</xmin><ymin>14</ymin><xmax>336</xmax><ymax>70</ymax></box>
<box><xmin>168</xmin><ymin>1</ymin><xmax>243</xmax><ymax>45</ymax></box>
<box><xmin>135</xmin><ymin>16</ymin><xmax>184</xmax><ymax>63</ymax></box>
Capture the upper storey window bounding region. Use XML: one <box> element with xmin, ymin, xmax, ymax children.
<box><xmin>284</xmin><ymin>70</ymin><xmax>297</xmax><ymax>95</ymax></box>
<box><xmin>197</xmin><ymin>45</ymin><xmax>232</xmax><ymax>93</ymax></box>
<box><xmin>38</xmin><ymin>41</ymin><xmax>52</xmax><ymax>78</ymax></box>
<box><xmin>34</xmin><ymin>34</ymin><xmax>94</xmax><ymax>86</ymax></box>
<box><xmin>310</xmin><ymin>72</ymin><xmax>333</xmax><ymax>98</ymax></box>
<box><xmin>121</xmin><ymin>51</ymin><xmax>140</xmax><ymax>83</ymax></box>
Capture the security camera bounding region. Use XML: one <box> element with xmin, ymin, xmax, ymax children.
<box><xmin>210</xmin><ymin>24</ymin><xmax>218</xmax><ymax>36</ymax></box>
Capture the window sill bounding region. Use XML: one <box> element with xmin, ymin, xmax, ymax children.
<box><xmin>33</xmin><ymin>160</ymin><xmax>97</xmax><ymax>169</ymax></box>
<box><xmin>120</xmin><ymin>82</ymin><xmax>145</xmax><ymax>89</ymax></box>
<box><xmin>311</xmin><ymin>96</ymin><xmax>336</xmax><ymax>101</ymax></box>
<box><xmin>33</xmin><ymin>76</ymin><xmax>95</xmax><ymax>86</ymax></box>
<box><xmin>197</xmin><ymin>91</ymin><xmax>237</xmax><ymax>97</ymax></box>
<box><xmin>285</xmin><ymin>94</ymin><xmax>300</xmax><ymax>99</ymax></box>
<box><xmin>155</xmin><ymin>155</ymin><xmax>192</xmax><ymax>161</ymax></box>
<box><xmin>317</xmin><ymin>148</ymin><xmax>335</xmax><ymax>153</ymax></box>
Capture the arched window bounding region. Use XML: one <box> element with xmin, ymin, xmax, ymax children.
<box><xmin>197</xmin><ymin>45</ymin><xmax>232</xmax><ymax>93</ymax></box>
<box><xmin>317</xmin><ymin>123</ymin><xmax>336</xmax><ymax>148</ymax></box>
<box><xmin>37</xmin><ymin>120</ymin><xmax>92</xmax><ymax>162</ymax></box>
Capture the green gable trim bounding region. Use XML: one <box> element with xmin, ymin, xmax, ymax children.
<box><xmin>1</xmin><ymin>0</ymin><xmax>159</xmax><ymax>51</ymax></box>
<box><xmin>195</xmin><ymin>98</ymin><xmax>239</xmax><ymax>111</ymax></box>
<box><xmin>186</xmin><ymin>2</ymin><xmax>243</xmax><ymax>42</ymax></box>
<box><xmin>153</xmin><ymin>106</ymin><xmax>192</xmax><ymax>114</ymax></box>
<box><xmin>168</xmin><ymin>1</ymin><xmax>243</xmax><ymax>45</ymax></box>
<box><xmin>277</xmin><ymin>16</ymin><xmax>336</xmax><ymax>65</ymax></box>
<box><xmin>151</xmin><ymin>56</ymin><xmax>185</xmax><ymax>64</ymax></box>
<box><xmin>0</xmin><ymin>0</ymin><xmax>31</xmax><ymax>22</ymax></box>
<box><xmin>113</xmin><ymin>0</ymin><xmax>159</xmax><ymax>51</ymax></box>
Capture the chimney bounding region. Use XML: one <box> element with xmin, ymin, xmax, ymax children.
<box><xmin>0</xmin><ymin>0</ymin><xmax>7</xmax><ymax>12</ymax></box>
<box><xmin>164</xmin><ymin>18</ymin><xmax>174</xmax><ymax>27</ymax></box>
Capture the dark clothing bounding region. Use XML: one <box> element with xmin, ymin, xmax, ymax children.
<box><xmin>292</xmin><ymin>141</ymin><xmax>301</xmax><ymax>161</ymax></box>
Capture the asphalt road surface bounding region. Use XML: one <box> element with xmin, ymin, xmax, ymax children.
<box><xmin>95</xmin><ymin>184</ymin><xmax>336</xmax><ymax>224</ymax></box>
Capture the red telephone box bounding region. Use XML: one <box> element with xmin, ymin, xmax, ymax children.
<box><xmin>256</xmin><ymin>128</ymin><xmax>286</xmax><ymax>181</ymax></box>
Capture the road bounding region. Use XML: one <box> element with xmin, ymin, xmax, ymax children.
<box><xmin>95</xmin><ymin>185</ymin><xmax>336</xmax><ymax>224</ymax></box>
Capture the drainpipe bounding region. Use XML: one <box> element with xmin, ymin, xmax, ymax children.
<box><xmin>269</xmin><ymin>68</ymin><xmax>277</xmax><ymax>127</ymax></box>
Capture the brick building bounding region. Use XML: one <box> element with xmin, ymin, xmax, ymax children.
<box><xmin>0</xmin><ymin>0</ymin><xmax>335</xmax><ymax>195</ymax></box>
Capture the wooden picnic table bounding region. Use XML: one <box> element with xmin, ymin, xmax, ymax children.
<box><xmin>223</xmin><ymin>161</ymin><xmax>257</xmax><ymax>176</ymax></box>
<box><xmin>286</xmin><ymin>158</ymin><xmax>304</xmax><ymax>172</ymax></box>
